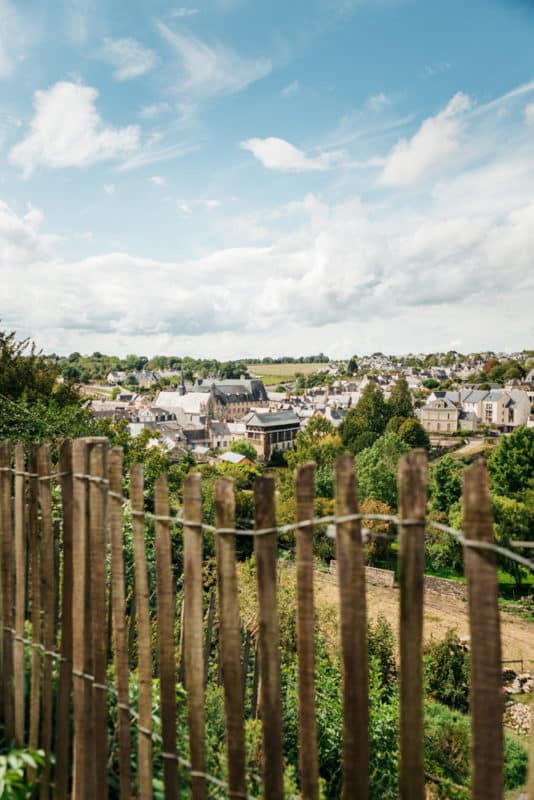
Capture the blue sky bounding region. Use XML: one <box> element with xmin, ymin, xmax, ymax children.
<box><xmin>1</xmin><ymin>0</ymin><xmax>534</xmax><ymax>357</ymax></box>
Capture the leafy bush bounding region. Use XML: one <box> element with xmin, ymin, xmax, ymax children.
<box><xmin>0</xmin><ymin>749</ymin><xmax>45</xmax><ymax>799</ymax></box>
<box><xmin>424</xmin><ymin>630</ymin><xmax>470</xmax><ymax>712</ymax></box>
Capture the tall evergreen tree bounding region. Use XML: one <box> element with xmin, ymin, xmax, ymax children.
<box><xmin>387</xmin><ymin>376</ymin><xmax>414</xmax><ymax>419</ymax></box>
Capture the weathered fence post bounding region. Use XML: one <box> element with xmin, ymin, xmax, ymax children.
<box><xmin>254</xmin><ymin>475</ymin><xmax>284</xmax><ymax>800</ymax></box>
<box><xmin>28</xmin><ymin>444</ymin><xmax>41</xmax><ymax>778</ymax></box>
<box><xmin>14</xmin><ymin>442</ymin><xmax>26</xmax><ymax>747</ymax></box>
<box><xmin>72</xmin><ymin>438</ymin><xmax>91</xmax><ymax>800</ymax></box>
<box><xmin>398</xmin><ymin>449</ymin><xmax>427</xmax><ymax>800</ymax></box>
<box><xmin>463</xmin><ymin>459</ymin><xmax>503</xmax><ymax>800</ymax></box>
<box><xmin>335</xmin><ymin>454</ymin><xmax>368</xmax><ymax>800</ymax></box>
<box><xmin>130</xmin><ymin>462</ymin><xmax>153</xmax><ymax>800</ymax></box>
<box><xmin>89</xmin><ymin>440</ymin><xmax>109</xmax><ymax>800</ymax></box>
<box><xmin>295</xmin><ymin>463</ymin><xmax>319</xmax><ymax>800</ymax></box>
<box><xmin>109</xmin><ymin>447</ymin><xmax>133</xmax><ymax>800</ymax></box>
<box><xmin>54</xmin><ymin>439</ymin><xmax>74</xmax><ymax>800</ymax></box>
<box><xmin>215</xmin><ymin>477</ymin><xmax>247</xmax><ymax>799</ymax></box>
<box><xmin>38</xmin><ymin>444</ymin><xmax>55</xmax><ymax>800</ymax></box>
<box><xmin>0</xmin><ymin>440</ymin><xmax>14</xmax><ymax>742</ymax></box>
<box><xmin>183</xmin><ymin>473</ymin><xmax>207</xmax><ymax>800</ymax></box>
<box><xmin>155</xmin><ymin>474</ymin><xmax>179</xmax><ymax>798</ymax></box>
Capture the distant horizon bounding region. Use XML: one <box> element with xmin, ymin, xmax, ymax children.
<box><xmin>41</xmin><ymin>344</ymin><xmax>533</xmax><ymax>362</ymax></box>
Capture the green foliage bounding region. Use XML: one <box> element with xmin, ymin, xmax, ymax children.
<box><xmin>340</xmin><ymin>383</ymin><xmax>390</xmax><ymax>455</ymax></box>
<box><xmin>423</xmin><ymin>378</ymin><xmax>440</xmax><ymax>389</ymax></box>
<box><xmin>387</xmin><ymin>377</ymin><xmax>414</xmax><ymax>419</ymax></box>
<box><xmin>429</xmin><ymin>456</ymin><xmax>464</xmax><ymax>514</ymax></box>
<box><xmin>424</xmin><ymin>630</ymin><xmax>470</xmax><ymax>712</ymax></box>
<box><xmin>229</xmin><ymin>439</ymin><xmax>257</xmax><ymax>461</ymax></box>
<box><xmin>397</xmin><ymin>418</ymin><xmax>431</xmax><ymax>450</ymax></box>
<box><xmin>492</xmin><ymin>494</ymin><xmax>533</xmax><ymax>587</ymax></box>
<box><xmin>368</xmin><ymin>615</ymin><xmax>397</xmax><ymax>687</ymax></box>
<box><xmin>286</xmin><ymin>416</ymin><xmax>344</xmax><ymax>471</ymax></box>
<box><xmin>355</xmin><ymin>433</ymin><xmax>410</xmax><ymax>508</ymax></box>
<box><xmin>488</xmin><ymin>427</ymin><xmax>534</xmax><ymax>500</ymax></box>
<box><xmin>0</xmin><ymin>328</ymin><xmax>78</xmax><ymax>406</ymax></box>
<box><xmin>0</xmin><ymin>749</ymin><xmax>45</xmax><ymax>799</ymax></box>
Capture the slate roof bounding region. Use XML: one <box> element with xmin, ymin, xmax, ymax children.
<box><xmin>244</xmin><ymin>411</ymin><xmax>300</xmax><ymax>428</ymax></box>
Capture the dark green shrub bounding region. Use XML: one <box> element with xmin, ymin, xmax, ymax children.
<box><xmin>424</xmin><ymin>630</ymin><xmax>470</xmax><ymax>712</ymax></box>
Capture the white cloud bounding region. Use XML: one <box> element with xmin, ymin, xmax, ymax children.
<box><xmin>171</xmin><ymin>7</ymin><xmax>200</xmax><ymax>17</ymax></box>
<box><xmin>525</xmin><ymin>103</ymin><xmax>534</xmax><ymax>126</ymax></box>
<box><xmin>241</xmin><ymin>137</ymin><xmax>342</xmax><ymax>171</ymax></box>
<box><xmin>9</xmin><ymin>82</ymin><xmax>140</xmax><ymax>176</ymax></box>
<box><xmin>281</xmin><ymin>80</ymin><xmax>299</xmax><ymax>97</ymax></box>
<box><xmin>203</xmin><ymin>199</ymin><xmax>220</xmax><ymax>208</ymax></box>
<box><xmin>380</xmin><ymin>92</ymin><xmax>471</xmax><ymax>186</ymax></box>
<box><xmin>64</xmin><ymin>0</ymin><xmax>90</xmax><ymax>45</ymax></box>
<box><xmin>2</xmin><ymin>151</ymin><xmax>534</xmax><ymax>356</ymax></box>
<box><xmin>157</xmin><ymin>22</ymin><xmax>272</xmax><ymax>96</ymax></box>
<box><xmin>424</xmin><ymin>62</ymin><xmax>451</xmax><ymax>78</ymax></box>
<box><xmin>367</xmin><ymin>92</ymin><xmax>391</xmax><ymax>112</ymax></box>
<box><xmin>104</xmin><ymin>183</ymin><xmax>115</xmax><ymax>194</ymax></box>
<box><xmin>99</xmin><ymin>37</ymin><xmax>157</xmax><ymax>81</ymax></box>
<box><xmin>150</xmin><ymin>175</ymin><xmax>166</xmax><ymax>186</ymax></box>
<box><xmin>0</xmin><ymin>0</ymin><xmax>35</xmax><ymax>79</ymax></box>
<box><xmin>140</xmin><ymin>102</ymin><xmax>172</xmax><ymax>118</ymax></box>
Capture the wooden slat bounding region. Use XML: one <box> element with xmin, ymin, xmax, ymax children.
<box><xmin>215</xmin><ymin>477</ymin><xmax>247</xmax><ymax>799</ymax></box>
<box><xmin>154</xmin><ymin>474</ymin><xmax>179</xmax><ymax>798</ymax></box>
<box><xmin>54</xmin><ymin>439</ymin><xmax>74</xmax><ymax>800</ymax></box>
<box><xmin>463</xmin><ymin>460</ymin><xmax>503</xmax><ymax>800</ymax></box>
<box><xmin>295</xmin><ymin>463</ymin><xmax>319</xmax><ymax>800</ymax></box>
<box><xmin>109</xmin><ymin>448</ymin><xmax>132</xmax><ymax>800</ymax></box>
<box><xmin>0</xmin><ymin>440</ymin><xmax>14</xmax><ymax>742</ymax></box>
<box><xmin>254</xmin><ymin>475</ymin><xmax>284</xmax><ymax>800</ymax></box>
<box><xmin>130</xmin><ymin>463</ymin><xmax>153</xmax><ymax>800</ymax></box>
<box><xmin>89</xmin><ymin>442</ymin><xmax>109</xmax><ymax>799</ymax></box>
<box><xmin>204</xmin><ymin>589</ymin><xmax>216</xmax><ymax>685</ymax></box>
<box><xmin>528</xmin><ymin>721</ymin><xmax>534</xmax><ymax>800</ymax></box>
<box><xmin>183</xmin><ymin>473</ymin><xmax>207</xmax><ymax>800</ymax></box>
<box><xmin>38</xmin><ymin>444</ymin><xmax>55</xmax><ymax>800</ymax></box>
<box><xmin>335</xmin><ymin>454</ymin><xmax>368</xmax><ymax>800</ymax></box>
<box><xmin>398</xmin><ymin>450</ymin><xmax>427</xmax><ymax>800</ymax></box>
<box><xmin>72</xmin><ymin>438</ymin><xmax>91</xmax><ymax>800</ymax></box>
<box><xmin>28</xmin><ymin>444</ymin><xmax>41</xmax><ymax>772</ymax></box>
<box><xmin>14</xmin><ymin>442</ymin><xmax>26</xmax><ymax>746</ymax></box>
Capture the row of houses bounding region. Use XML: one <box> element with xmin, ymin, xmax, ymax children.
<box><xmin>420</xmin><ymin>388</ymin><xmax>532</xmax><ymax>434</ymax></box>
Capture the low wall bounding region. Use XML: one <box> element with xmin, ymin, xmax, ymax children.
<box><xmin>424</xmin><ymin>575</ymin><xmax>466</xmax><ymax>601</ymax></box>
<box><xmin>328</xmin><ymin>560</ymin><xmax>466</xmax><ymax>599</ymax></box>
<box><xmin>329</xmin><ymin>561</ymin><xmax>395</xmax><ymax>588</ymax></box>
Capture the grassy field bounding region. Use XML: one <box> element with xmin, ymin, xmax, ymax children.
<box><xmin>247</xmin><ymin>362</ymin><xmax>327</xmax><ymax>386</ymax></box>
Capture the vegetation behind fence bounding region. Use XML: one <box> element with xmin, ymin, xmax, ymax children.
<box><xmin>0</xmin><ymin>436</ymin><xmax>532</xmax><ymax>799</ymax></box>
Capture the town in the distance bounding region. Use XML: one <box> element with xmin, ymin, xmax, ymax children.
<box><xmin>66</xmin><ymin>349</ymin><xmax>534</xmax><ymax>463</ymax></box>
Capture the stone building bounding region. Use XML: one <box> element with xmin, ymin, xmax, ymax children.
<box><xmin>243</xmin><ymin>411</ymin><xmax>300</xmax><ymax>462</ymax></box>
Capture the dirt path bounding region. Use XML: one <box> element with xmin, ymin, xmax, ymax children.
<box><xmin>315</xmin><ymin>574</ymin><xmax>534</xmax><ymax>666</ymax></box>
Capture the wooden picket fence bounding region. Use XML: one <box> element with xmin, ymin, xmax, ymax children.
<box><xmin>0</xmin><ymin>436</ymin><xmax>532</xmax><ymax>800</ymax></box>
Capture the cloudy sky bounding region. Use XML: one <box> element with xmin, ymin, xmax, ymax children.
<box><xmin>1</xmin><ymin>0</ymin><xmax>534</xmax><ymax>358</ymax></box>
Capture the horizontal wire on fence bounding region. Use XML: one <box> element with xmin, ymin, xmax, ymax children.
<box><xmin>3</xmin><ymin>624</ymin><xmax>254</xmax><ymax>799</ymax></box>
<box><xmin>3</xmin><ymin>463</ymin><xmax>534</xmax><ymax>572</ymax></box>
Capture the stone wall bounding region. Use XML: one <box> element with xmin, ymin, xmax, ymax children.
<box><xmin>424</xmin><ymin>575</ymin><xmax>466</xmax><ymax>601</ymax></box>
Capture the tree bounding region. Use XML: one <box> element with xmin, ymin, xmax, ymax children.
<box><xmin>387</xmin><ymin>377</ymin><xmax>413</xmax><ymax>419</ymax></box>
<box><xmin>0</xmin><ymin>327</ymin><xmax>78</xmax><ymax>406</ymax></box>
<box><xmin>423</xmin><ymin>378</ymin><xmax>440</xmax><ymax>390</ymax></box>
<box><xmin>488</xmin><ymin>427</ymin><xmax>534</xmax><ymax>500</ymax></box>
<box><xmin>286</xmin><ymin>416</ymin><xmax>344</xmax><ymax>470</ymax></box>
<box><xmin>429</xmin><ymin>456</ymin><xmax>464</xmax><ymax>514</ymax></box>
<box><xmin>397</xmin><ymin>418</ymin><xmax>430</xmax><ymax>450</ymax></box>
<box><xmin>230</xmin><ymin>439</ymin><xmax>257</xmax><ymax>462</ymax></box>
<box><xmin>340</xmin><ymin>383</ymin><xmax>390</xmax><ymax>455</ymax></box>
<box><xmin>492</xmin><ymin>495</ymin><xmax>533</xmax><ymax>587</ymax></box>
<box><xmin>355</xmin><ymin>433</ymin><xmax>410</xmax><ymax>508</ymax></box>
